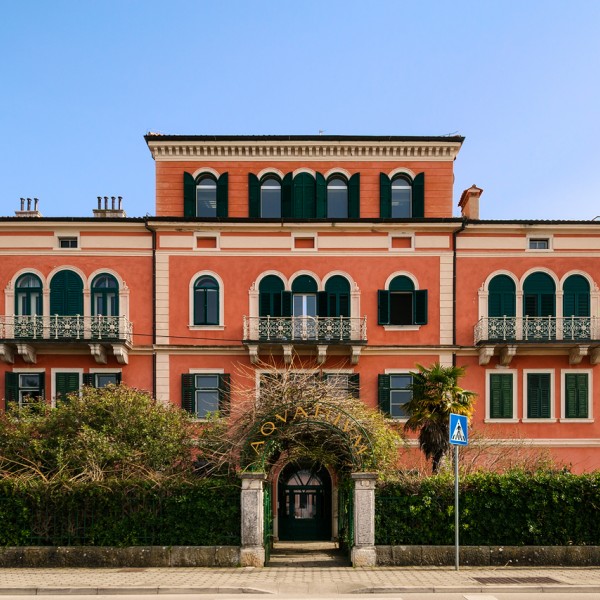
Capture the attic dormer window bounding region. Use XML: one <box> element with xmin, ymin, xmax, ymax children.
<box><xmin>59</xmin><ymin>237</ymin><xmax>78</xmax><ymax>249</ymax></box>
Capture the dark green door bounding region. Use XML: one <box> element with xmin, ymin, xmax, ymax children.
<box><xmin>278</xmin><ymin>463</ymin><xmax>331</xmax><ymax>541</ymax></box>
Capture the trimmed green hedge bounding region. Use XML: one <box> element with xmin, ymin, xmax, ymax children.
<box><xmin>0</xmin><ymin>478</ymin><xmax>240</xmax><ymax>546</ymax></box>
<box><xmin>376</xmin><ymin>471</ymin><xmax>600</xmax><ymax>546</ymax></box>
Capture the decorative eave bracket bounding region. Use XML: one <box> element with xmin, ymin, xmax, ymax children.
<box><xmin>89</xmin><ymin>344</ymin><xmax>108</xmax><ymax>365</ymax></box>
<box><xmin>16</xmin><ymin>344</ymin><xmax>36</xmax><ymax>364</ymax></box>
<box><xmin>499</xmin><ymin>345</ymin><xmax>517</xmax><ymax>366</ymax></box>
<box><xmin>112</xmin><ymin>344</ymin><xmax>129</xmax><ymax>365</ymax></box>
<box><xmin>247</xmin><ymin>344</ymin><xmax>259</xmax><ymax>365</ymax></box>
<box><xmin>316</xmin><ymin>345</ymin><xmax>328</xmax><ymax>365</ymax></box>
<box><xmin>569</xmin><ymin>345</ymin><xmax>589</xmax><ymax>365</ymax></box>
<box><xmin>0</xmin><ymin>343</ymin><xmax>15</xmax><ymax>364</ymax></box>
<box><xmin>351</xmin><ymin>345</ymin><xmax>362</xmax><ymax>365</ymax></box>
<box><xmin>478</xmin><ymin>346</ymin><xmax>495</xmax><ymax>366</ymax></box>
<box><xmin>590</xmin><ymin>347</ymin><xmax>600</xmax><ymax>365</ymax></box>
<box><xmin>282</xmin><ymin>345</ymin><xmax>293</xmax><ymax>365</ymax></box>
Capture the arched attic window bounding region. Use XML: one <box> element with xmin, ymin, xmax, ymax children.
<box><xmin>183</xmin><ymin>172</ymin><xmax>228</xmax><ymax>217</ymax></box>
<box><xmin>379</xmin><ymin>173</ymin><xmax>425</xmax><ymax>218</ymax></box>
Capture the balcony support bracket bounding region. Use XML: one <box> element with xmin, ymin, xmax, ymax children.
<box><xmin>590</xmin><ymin>347</ymin><xmax>600</xmax><ymax>365</ymax></box>
<box><xmin>499</xmin><ymin>345</ymin><xmax>517</xmax><ymax>366</ymax></box>
<box><xmin>478</xmin><ymin>346</ymin><xmax>495</xmax><ymax>366</ymax></box>
<box><xmin>112</xmin><ymin>344</ymin><xmax>129</xmax><ymax>365</ymax></box>
<box><xmin>316</xmin><ymin>345</ymin><xmax>328</xmax><ymax>365</ymax></box>
<box><xmin>569</xmin><ymin>345</ymin><xmax>589</xmax><ymax>365</ymax></box>
<box><xmin>282</xmin><ymin>345</ymin><xmax>293</xmax><ymax>365</ymax></box>
<box><xmin>351</xmin><ymin>345</ymin><xmax>362</xmax><ymax>365</ymax></box>
<box><xmin>16</xmin><ymin>344</ymin><xmax>36</xmax><ymax>364</ymax></box>
<box><xmin>89</xmin><ymin>344</ymin><xmax>108</xmax><ymax>365</ymax></box>
<box><xmin>0</xmin><ymin>343</ymin><xmax>15</xmax><ymax>364</ymax></box>
<box><xmin>247</xmin><ymin>344</ymin><xmax>259</xmax><ymax>364</ymax></box>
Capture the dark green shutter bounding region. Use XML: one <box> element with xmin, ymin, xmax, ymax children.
<box><xmin>249</xmin><ymin>173</ymin><xmax>260</xmax><ymax>218</ymax></box>
<box><xmin>349</xmin><ymin>374</ymin><xmax>360</xmax><ymax>398</ymax></box>
<box><xmin>564</xmin><ymin>275</ymin><xmax>590</xmax><ymax>317</ymax></box>
<box><xmin>216</xmin><ymin>173</ymin><xmax>228</xmax><ymax>217</ymax></box>
<box><xmin>338</xmin><ymin>293</ymin><xmax>350</xmax><ymax>318</ymax></box>
<box><xmin>378</xmin><ymin>290</ymin><xmax>390</xmax><ymax>325</ymax></box>
<box><xmin>184</xmin><ymin>172</ymin><xmax>196</xmax><ymax>217</ymax></box>
<box><xmin>565</xmin><ymin>373</ymin><xmax>588</xmax><ymax>418</ymax></box>
<box><xmin>380</xmin><ymin>173</ymin><xmax>391</xmax><ymax>218</ymax></box>
<box><xmin>414</xmin><ymin>290</ymin><xmax>428</xmax><ymax>325</ymax></box>
<box><xmin>490</xmin><ymin>374</ymin><xmax>512</xmax><ymax>419</ymax></box>
<box><xmin>412</xmin><ymin>172</ymin><xmax>425</xmax><ymax>218</ymax></box>
<box><xmin>540</xmin><ymin>294</ymin><xmax>555</xmax><ymax>317</ymax></box>
<box><xmin>316</xmin><ymin>172</ymin><xmax>327</xmax><ymax>218</ymax></box>
<box><xmin>489</xmin><ymin>275</ymin><xmax>516</xmax><ymax>317</ymax></box>
<box><xmin>181</xmin><ymin>374</ymin><xmax>195</xmax><ymax>414</ymax></box>
<box><xmin>56</xmin><ymin>372</ymin><xmax>79</xmax><ymax>403</ymax></box>
<box><xmin>50</xmin><ymin>271</ymin><xmax>83</xmax><ymax>316</ymax></box>
<box><xmin>523</xmin><ymin>273</ymin><xmax>556</xmax><ymax>317</ymax></box>
<box><xmin>218</xmin><ymin>374</ymin><xmax>231</xmax><ymax>414</ymax></box>
<box><xmin>378</xmin><ymin>374</ymin><xmax>391</xmax><ymax>415</ymax></box>
<box><xmin>348</xmin><ymin>173</ymin><xmax>360</xmax><ymax>218</ymax></box>
<box><xmin>5</xmin><ymin>372</ymin><xmax>18</xmax><ymax>409</ymax></box>
<box><xmin>281</xmin><ymin>291</ymin><xmax>293</xmax><ymax>317</ymax></box>
<box><xmin>82</xmin><ymin>373</ymin><xmax>94</xmax><ymax>387</ymax></box>
<box><xmin>259</xmin><ymin>292</ymin><xmax>271</xmax><ymax>317</ymax></box>
<box><xmin>281</xmin><ymin>173</ymin><xmax>293</xmax><ymax>218</ymax></box>
<box><xmin>528</xmin><ymin>373</ymin><xmax>551</xmax><ymax>418</ymax></box>
<box><xmin>317</xmin><ymin>291</ymin><xmax>328</xmax><ymax>317</ymax></box>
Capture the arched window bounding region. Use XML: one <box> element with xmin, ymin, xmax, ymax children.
<box><xmin>523</xmin><ymin>272</ymin><xmax>555</xmax><ymax>317</ymax></box>
<box><xmin>50</xmin><ymin>270</ymin><xmax>83</xmax><ymax>316</ymax></box>
<box><xmin>183</xmin><ymin>171</ymin><xmax>228</xmax><ymax>217</ymax></box>
<box><xmin>91</xmin><ymin>274</ymin><xmax>119</xmax><ymax>316</ymax></box>
<box><xmin>194</xmin><ymin>275</ymin><xmax>219</xmax><ymax>325</ymax></box>
<box><xmin>488</xmin><ymin>275</ymin><xmax>516</xmax><ymax>317</ymax></box>
<box><xmin>293</xmin><ymin>173</ymin><xmax>316</xmax><ymax>218</ymax></box>
<box><xmin>196</xmin><ymin>175</ymin><xmax>217</xmax><ymax>217</ymax></box>
<box><xmin>326</xmin><ymin>177</ymin><xmax>348</xmax><ymax>218</ymax></box>
<box><xmin>15</xmin><ymin>273</ymin><xmax>42</xmax><ymax>316</ymax></box>
<box><xmin>391</xmin><ymin>176</ymin><xmax>412</xmax><ymax>218</ymax></box>
<box><xmin>322</xmin><ymin>276</ymin><xmax>350</xmax><ymax>317</ymax></box>
<box><xmin>378</xmin><ymin>275</ymin><xmax>427</xmax><ymax>325</ymax></box>
<box><xmin>261</xmin><ymin>177</ymin><xmax>282</xmax><ymax>218</ymax></box>
<box><xmin>380</xmin><ymin>172</ymin><xmax>424</xmax><ymax>218</ymax></box>
<box><xmin>563</xmin><ymin>275</ymin><xmax>590</xmax><ymax>317</ymax></box>
<box><xmin>259</xmin><ymin>275</ymin><xmax>286</xmax><ymax>317</ymax></box>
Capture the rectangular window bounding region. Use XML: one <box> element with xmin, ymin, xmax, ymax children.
<box><xmin>84</xmin><ymin>372</ymin><xmax>122</xmax><ymax>388</ymax></box>
<box><xmin>378</xmin><ymin>374</ymin><xmax>411</xmax><ymax>419</ymax></box>
<box><xmin>59</xmin><ymin>237</ymin><xmax>78</xmax><ymax>248</ymax></box>
<box><xmin>378</xmin><ymin>289</ymin><xmax>428</xmax><ymax>326</ymax></box>
<box><xmin>324</xmin><ymin>373</ymin><xmax>359</xmax><ymax>398</ymax></box>
<box><xmin>181</xmin><ymin>373</ymin><xmax>230</xmax><ymax>419</ymax></box>
<box><xmin>529</xmin><ymin>238</ymin><xmax>549</xmax><ymax>250</ymax></box>
<box><xmin>526</xmin><ymin>373</ymin><xmax>552</xmax><ymax>419</ymax></box>
<box><xmin>55</xmin><ymin>372</ymin><xmax>80</xmax><ymax>403</ymax></box>
<box><xmin>489</xmin><ymin>373</ymin><xmax>513</xmax><ymax>419</ymax></box>
<box><xmin>564</xmin><ymin>373</ymin><xmax>589</xmax><ymax>419</ymax></box>
<box><xmin>19</xmin><ymin>373</ymin><xmax>44</xmax><ymax>406</ymax></box>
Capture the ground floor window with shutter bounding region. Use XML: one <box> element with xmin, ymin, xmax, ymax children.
<box><xmin>378</xmin><ymin>373</ymin><xmax>412</xmax><ymax>419</ymax></box>
<box><xmin>323</xmin><ymin>373</ymin><xmax>360</xmax><ymax>398</ymax></box>
<box><xmin>5</xmin><ymin>372</ymin><xmax>45</xmax><ymax>408</ymax></box>
<box><xmin>524</xmin><ymin>371</ymin><xmax>554</xmax><ymax>420</ymax></box>
<box><xmin>562</xmin><ymin>371</ymin><xmax>590</xmax><ymax>420</ymax></box>
<box><xmin>54</xmin><ymin>371</ymin><xmax>81</xmax><ymax>403</ymax></box>
<box><xmin>181</xmin><ymin>373</ymin><xmax>230</xmax><ymax>419</ymax></box>
<box><xmin>83</xmin><ymin>372</ymin><xmax>122</xmax><ymax>388</ymax></box>
<box><xmin>487</xmin><ymin>371</ymin><xmax>516</xmax><ymax>420</ymax></box>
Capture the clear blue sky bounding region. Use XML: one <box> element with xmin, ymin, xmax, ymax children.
<box><xmin>2</xmin><ymin>0</ymin><xmax>599</xmax><ymax>220</ymax></box>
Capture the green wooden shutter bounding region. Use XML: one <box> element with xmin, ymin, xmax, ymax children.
<box><xmin>565</xmin><ymin>374</ymin><xmax>577</xmax><ymax>418</ymax></box>
<box><xmin>412</xmin><ymin>173</ymin><xmax>425</xmax><ymax>218</ymax></box>
<box><xmin>281</xmin><ymin>291</ymin><xmax>293</xmax><ymax>317</ymax></box>
<box><xmin>348</xmin><ymin>173</ymin><xmax>360</xmax><ymax>218</ymax></box>
<box><xmin>565</xmin><ymin>373</ymin><xmax>588</xmax><ymax>418</ymax></box>
<box><xmin>282</xmin><ymin>173</ymin><xmax>293</xmax><ymax>218</ymax></box>
<box><xmin>380</xmin><ymin>173</ymin><xmax>391</xmax><ymax>218</ymax></box>
<box><xmin>218</xmin><ymin>374</ymin><xmax>231</xmax><ymax>414</ymax></box>
<box><xmin>540</xmin><ymin>294</ymin><xmax>555</xmax><ymax>317</ymax></box>
<box><xmin>50</xmin><ymin>271</ymin><xmax>83</xmax><ymax>316</ymax></box>
<box><xmin>349</xmin><ymin>374</ymin><xmax>360</xmax><ymax>398</ymax></box>
<box><xmin>5</xmin><ymin>372</ymin><xmax>18</xmax><ymax>409</ymax></box>
<box><xmin>184</xmin><ymin>172</ymin><xmax>196</xmax><ymax>217</ymax></box>
<box><xmin>338</xmin><ymin>293</ymin><xmax>350</xmax><ymax>318</ymax></box>
<box><xmin>317</xmin><ymin>291</ymin><xmax>328</xmax><ymax>317</ymax></box>
<box><xmin>490</xmin><ymin>374</ymin><xmax>512</xmax><ymax>419</ymax></box>
<box><xmin>248</xmin><ymin>173</ymin><xmax>260</xmax><ymax>218</ymax></box>
<box><xmin>489</xmin><ymin>275</ymin><xmax>516</xmax><ymax>317</ymax></box>
<box><xmin>216</xmin><ymin>173</ymin><xmax>228</xmax><ymax>217</ymax></box>
<box><xmin>115</xmin><ymin>372</ymin><xmax>122</xmax><ymax>384</ymax></box>
<box><xmin>528</xmin><ymin>373</ymin><xmax>551</xmax><ymax>418</ymax></box>
<box><xmin>378</xmin><ymin>374</ymin><xmax>391</xmax><ymax>415</ymax></box>
<box><xmin>316</xmin><ymin>172</ymin><xmax>327</xmax><ymax>218</ymax></box>
<box><xmin>56</xmin><ymin>372</ymin><xmax>79</xmax><ymax>403</ymax></box>
<box><xmin>414</xmin><ymin>290</ymin><xmax>428</xmax><ymax>325</ymax></box>
<box><xmin>378</xmin><ymin>290</ymin><xmax>390</xmax><ymax>325</ymax></box>
<box><xmin>82</xmin><ymin>373</ymin><xmax>94</xmax><ymax>387</ymax></box>
<box><xmin>181</xmin><ymin>374</ymin><xmax>195</xmax><ymax>414</ymax></box>
<box><xmin>577</xmin><ymin>374</ymin><xmax>589</xmax><ymax>418</ymax></box>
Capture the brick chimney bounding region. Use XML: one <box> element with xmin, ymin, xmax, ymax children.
<box><xmin>459</xmin><ymin>185</ymin><xmax>483</xmax><ymax>219</ymax></box>
<box><xmin>15</xmin><ymin>198</ymin><xmax>42</xmax><ymax>217</ymax></box>
<box><xmin>93</xmin><ymin>196</ymin><xmax>126</xmax><ymax>218</ymax></box>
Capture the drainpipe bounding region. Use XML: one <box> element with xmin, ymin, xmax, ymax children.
<box><xmin>452</xmin><ymin>219</ymin><xmax>468</xmax><ymax>367</ymax></box>
<box><xmin>144</xmin><ymin>220</ymin><xmax>157</xmax><ymax>399</ymax></box>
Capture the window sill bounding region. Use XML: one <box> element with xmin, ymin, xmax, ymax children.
<box><xmin>522</xmin><ymin>418</ymin><xmax>557</xmax><ymax>423</ymax></box>
<box><xmin>484</xmin><ymin>418</ymin><xmax>519</xmax><ymax>423</ymax></box>
<box><xmin>189</xmin><ymin>325</ymin><xmax>225</xmax><ymax>331</ymax></box>
<box><xmin>559</xmin><ymin>418</ymin><xmax>594</xmax><ymax>423</ymax></box>
<box><xmin>383</xmin><ymin>325</ymin><xmax>421</xmax><ymax>331</ymax></box>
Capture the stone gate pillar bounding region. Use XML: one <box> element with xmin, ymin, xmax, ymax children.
<box><xmin>351</xmin><ymin>472</ymin><xmax>377</xmax><ymax>567</ymax></box>
<box><xmin>240</xmin><ymin>472</ymin><xmax>266</xmax><ymax>567</ymax></box>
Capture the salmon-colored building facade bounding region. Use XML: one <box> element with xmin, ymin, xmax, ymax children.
<box><xmin>2</xmin><ymin>134</ymin><xmax>599</xmax><ymax>481</ymax></box>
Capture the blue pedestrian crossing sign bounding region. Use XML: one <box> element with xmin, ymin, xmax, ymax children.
<box><xmin>449</xmin><ymin>413</ymin><xmax>468</xmax><ymax>446</ymax></box>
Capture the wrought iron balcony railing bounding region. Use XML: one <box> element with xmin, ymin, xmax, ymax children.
<box><xmin>0</xmin><ymin>315</ymin><xmax>133</xmax><ymax>344</ymax></box>
<box><xmin>474</xmin><ymin>316</ymin><xmax>598</xmax><ymax>344</ymax></box>
<box><xmin>243</xmin><ymin>315</ymin><xmax>367</xmax><ymax>343</ymax></box>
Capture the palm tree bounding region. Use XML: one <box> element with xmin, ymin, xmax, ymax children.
<box><xmin>404</xmin><ymin>363</ymin><xmax>476</xmax><ymax>473</ymax></box>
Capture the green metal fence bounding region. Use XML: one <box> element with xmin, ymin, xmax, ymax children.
<box><xmin>263</xmin><ymin>484</ymin><xmax>273</xmax><ymax>563</ymax></box>
<box><xmin>337</xmin><ymin>483</ymin><xmax>354</xmax><ymax>553</ymax></box>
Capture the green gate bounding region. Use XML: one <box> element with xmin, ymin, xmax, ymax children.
<box><xmin>337</xmin><ymin>481</ymin><xmax>354</xmax><ymax>554</ymax></box>
<box><xmin>263</xmin><ymin>483</ymin><xmax>273</xmax><ymax>563</ymax></box>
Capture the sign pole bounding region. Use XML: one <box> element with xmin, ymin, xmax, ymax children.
<box><xmin>454</xmin><ymin>444</ymin><xmax>459</xmax><ymax>571</ymax></box>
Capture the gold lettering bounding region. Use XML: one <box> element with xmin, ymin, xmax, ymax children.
<box><xmin>342</xmin><ymin>419</ymin><xmax>353</xmax><ymax>432</ymax></box>
<box><xmin>330</xmin><ymin>411</ymin><xmax>342</xmax><ymax>427</ymax></box>
<box><xmin>355</xmin><ymin>444</ymin><xmax>368</xmax><ymax>455</ymax></box>
<box><xmin>274</xmin><ymin>411</ymin><xmax>288</xmax><ymax>423</ymax></box>
<box><xmin>352</xmin><ymin>435</ymin><xmax>363</xmax><ymax>447</ymax></box>
<box><xmin>260</xmin><ymin>421</ymin><xmax>276</xmax><ymax>436</ymax></box>
<box><xmin>313</xmin><ymin>404</ymin><xmax>321</xmax><ymax>418</ymax></box>
<box><xmin>251</xmin><ymin>441</ymin><xmax>265</xmax><ymax>454</ymax></box>
<box><xmin>294</xmin><ymin>406</ymin><xmax>308</xmax><ymax>419</ymax></box>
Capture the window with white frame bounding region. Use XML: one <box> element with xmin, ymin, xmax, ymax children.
<box><xmin>181</xmin><ymin>373</ymin><xmax>230</xmax><ymax>418</ymax></box>
<box><xmin>378</xmin><ymin>373</ymin><xmax>412</xmax><ymax>418</ymax></box>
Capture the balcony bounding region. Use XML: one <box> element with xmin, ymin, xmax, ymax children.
<box><xmin>243</xmin><ymin>315</ymin><xmax>367</xmax><ymax>365</ymax></box>
<box><xmin>474</xmin><ymin>316</ymin><xmax>600</xmax><ymax>366</ymax></box>
<box><xmin>0</xmin><ymin>315</ymin><xmax>133</xmax><ymax>365</ymax></box>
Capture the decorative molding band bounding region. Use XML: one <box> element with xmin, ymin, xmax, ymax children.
<box><xmin>147</xmin><ymin>141</ymin><xmax>462</xmax><ymax>162</ymax></box>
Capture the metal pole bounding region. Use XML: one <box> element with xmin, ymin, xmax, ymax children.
<box><xmin>454</xmin><ymin>444</ymin><xmax>459</xmax><ymax>571</ymax></box>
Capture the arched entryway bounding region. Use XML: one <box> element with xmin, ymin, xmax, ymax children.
<box><xmin>277</xmin><ymin>461</ymin><xmax>332</xmax><ymax>541</ymax></box>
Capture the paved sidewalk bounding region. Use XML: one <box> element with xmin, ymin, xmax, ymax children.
<box><xmin>1</xmin><ymin>564</ymin><xmax>600</xmax><ymax>595</ymax></box>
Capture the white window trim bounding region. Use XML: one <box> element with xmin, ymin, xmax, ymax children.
<box><xmin>187</xmin><ymin>368</ymin><xmax>225</xmax><ymax>421</ymax></box>
<box><xmin>292</xmin><ymin>232</ymin><xmax>318</xmax><ymax>252</ymax></box>
<box><xmin>384</xmin><ymin>369</ymin><xmax>413</xmax><ymax>422</ymax></box>
<box><xmin>194</xmin><ymin>232</ymin><xmax>221</xmax><ymax>251</ymax></box>
<box><xmin>383</xmin><ymin>325</ymin><xmax>421</xmax><ymax>331</ymax></box>
<box><xmin>188</xmin><ymin>270</ymin><xmax>225</xmax><ymax>330</ymax></box>
<box><xmin>54</xmin><ymin>230</ymin><xmax>81</xmax><ymax>251</ymax></box>
<box><xmin>526</xmin><ymin>234</ymin><xmax>553</xmax><ymax>252</ymax></box>
<box><xmin>191</xmin><ymin>167</ymin><xmax>220</xmax><ymax>180</ymax></box>
<box><xmin>50</xmin><ymin>368</ymin><xmax>83</xmax><ymax>407</ymax></box>
<box><xmin>388</xmin><ymin>233</ymin><xmax>415</xmax><ymax>252</ymax></box>
<box><xmin>484</xmin><ymin>369</ymin><xmax>519</xmax><ymax>423</ymax></box>
<box><xmin>560</xmin><ymin>369</ymin><xmax>594</xmax><ymax>422</ymax></box>
<box><xmin>11</xmin><ymin>367</ymin><xmax>45</xmax><ymax>406</ymax></box>
<box><xmin>523</xmin><ymin>369</ymin><xmax>556</xmax><ymax>422</ymax></box>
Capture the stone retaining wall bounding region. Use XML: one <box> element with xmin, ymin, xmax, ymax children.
<box><xmin>0</xmin><ymin>546</ymin><xmax>239</xmax><ymax>568</ymax></box>
<box><xmin>376</xmin><ymin>545</ymin><xmax>600</xmax><ymax>566</ymax></box>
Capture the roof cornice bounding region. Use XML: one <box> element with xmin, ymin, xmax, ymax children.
<box><xmin>145</xmin><ymin>135</ymin><xmax>464</xmax><ymax>162</ymax></box>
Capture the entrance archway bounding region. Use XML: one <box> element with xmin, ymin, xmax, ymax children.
<box><xmin>277</xmin><ymin>461</ymin><xmax>332</xmax><ymax>541</ymax></box>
